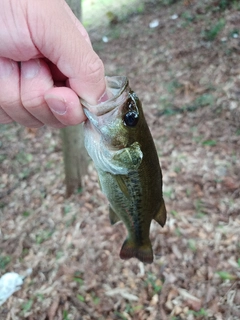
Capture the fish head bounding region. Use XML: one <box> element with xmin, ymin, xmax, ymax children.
<box><xmin>82</xmin><ymin>76</ymin><xmax>144</xmax><ymax>149</ymax></box>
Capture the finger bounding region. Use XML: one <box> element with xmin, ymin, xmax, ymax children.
<box><xmin>27</xmin><ymin>0</ymin><xmax>106</xmax><ymax>105</ymax></box>
<box><xmin>20</xmin><ymin>59</ymin><xmax>65</xmax><ymax>128</ymax></box>
<box><xmin>63</xmin><ymin>1</ymin><xmax>92</xmax><ymax>46</ymax></box>
<box><xmin>43</xmin><ymin>59</ymin><xmax>67</xmax><ymax>83</ymax></box>
<box><xmin>0</xmin><ymin>57</ymin><xmax>43</xmax><ymax>128</ymax></box>
<box><xmin>0</xmin><ymin>107</ymin><xmax>12</xmax><ymax>124</ymax></box>
<box><xmin>0</xmin><ymin>0</ymin><xmax>42</xmax><ymax>61</ymax></box>
<box><xmin>44</xmin><ymin>87</ymin><xmax>86</xmax><ymax>126</ymax></box>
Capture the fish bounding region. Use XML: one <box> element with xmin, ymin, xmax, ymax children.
<box><xmin>82</xmin><ymin>76</ymin><xmax>166</xmax><ymax>264</ymax></box>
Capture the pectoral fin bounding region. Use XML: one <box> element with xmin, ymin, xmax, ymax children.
<box><xmin>115</xmin><ymin>175</ymin><xmax>131</xmax><ymax>199</ymax></box>
<box><xmin>112</xmin><ymin>142</ymin><xmax>143</xmax><ymax>170</ymax></box>
<box><xmin>153</xmin><ymin>199</ymin><xmax>167</xmax><ymax>227</ymax></box>
<box><xmin>109</xmin><ymin>206</ymin><xmax>120</xmax><ymax>225</ymax></box>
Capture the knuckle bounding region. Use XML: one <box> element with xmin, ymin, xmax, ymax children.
<box><xmin>22</xmin><ymin>95</ymin><xmax>42</xmax><ymax>110</ymax></box>
<box><xmin>0</xmin><ymin>96</ymin><xmax>19</xmax><ymax>108</ymax></box>
<box><xmin>0</xmin><ymin>115</ymin><xmax>13</xmax><ymax>124</ymax></box>
<box><xmin>84</xmin><ymin>54</ymin><xmax>104</xmax><ymax>83</ymax></box>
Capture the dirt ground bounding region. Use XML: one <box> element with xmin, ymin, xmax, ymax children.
<box><xmin>0</xmin><ymin>0</ymin><xmax>240</xmax><ymax>319</ymax></box>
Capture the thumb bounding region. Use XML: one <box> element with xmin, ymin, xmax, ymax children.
<box><xmin>27</xmin><ymin>0</ymin><xmax>106</xmax><ymax>105</ymax></box>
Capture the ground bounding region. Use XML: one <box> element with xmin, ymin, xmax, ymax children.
<box><xmin>0</xmin><ymin>0</ymin><xmax>240</xmax><ymax>319</ymax></box>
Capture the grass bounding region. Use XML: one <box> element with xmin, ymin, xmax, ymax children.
<box><xmin>159</xmin><ymin>92</ymin><xmax>215</xmax><ymax>116</ymax></box>
<box><xmin>171</xmin><ymin>210</ymin><xmax>178</xmax><ymax>217</ymax></box>
<box><xmin>202</xmin><ymin>139</ymin><xmax>217</xmax><ymax>146</ymax></box>
<box><xmin>35</xmin><ymin>229</ymin><xmax>54</xmax><ymax>245</ymax></box>
<box><xmin>188</xmin><ymin>239</ymin><xmax>197</xmax><ymax>252</ymax></box>
<box><xmin>145</xmin><ymin>272</ymin><xmax>162</xmax><ymax>295</ymax></box>
<box><xmin>174</xmin><ymin>165</ymin><xmax>182</xmax><ymax>173</ymax></box>
<box><xmin>91</xmin><ymin>292</ymin><xmax>100</xmax><ymax>305</ymax></box>
<box><xmin>217</xmin><ymin>0</ymin><xmax>238</xmax><ymax>11</ymax></box>
<box><xmin>114</xmin><ymin>311</ymin><xmax>128</xmax><ymax>320</ymax></box>
<box><xmin>0</xmin><ymin>255</ymin><xmax>11</xmax><ymax>269</ymax></box>
<box><xmin>21</xmin><ymin>248</ymin><xmax>29</xmax><ymax>259</ymax></box>
<box><xmin>73</xmin><ymin>277</ymin><xmax>84</xmax><ymax>286</ymax></box>
<box><xmin>21</xmin><ymin>299</ymin><xmax>33</xmax><ymax>314</ymax></box>
<box><xmin>203</xmin><ymin>19</ymin><xmax>225</xmax><ymax>41</ymax></box>
<box><xmin>194</xmin><ymin>93</ymin><xmax>214</xmax><ymax>107</ymax></box>
<box><xmin>63</xmin><ymin>204</ymin><xmax>71</xmax><ymax>215</ymax></box>
<box><xmin>216</xmin><ymin>271</ymin><xmax>237</xmax><ymax>280</ymax></box>
<box><xmin>77</xmin><ymin>294</ymin><xmax>85</xmax><ymax>302</ymax></box>
<box><xmin>36</xmin><ymin>293</ymin><xmax>44</xmax><ymax>302</ymax></box>
<box><xmin>175</xmin><ymin>228</ymin><xmax>182</xmax><ymax>237</ymax></box>
<box><xmin>163</xmin><ymin>188</ymin><xmax>174</xmax><ymax>199</ymax></box>
<box><xmin>166</xmin><ymin>79</ymin><xmax>183</xmax><ymax>95</ymax></box>
<box><xmin>55</xmin><ymin>251</ymin><xmax>64</xmax><ymax>260</ymax></box>
<box><xmin>63</xmin><ymin>310</ymin><xmax>70</xmax><ymax>320</ymax></box>
<box><xmin>182</xmin><ymin>10</ymin><xmax>195</xmax><ymax>23</ymax></box>
<box><xmin>114</xmin><ymin>304</ymin><xmax>143</xmax><ymax>320</ymax></box>
<box><xmin>194</xmin><ymin>199</ymin><xmax>206</xmax><ymax>218</ymax></box>
<box><xmin>188</xmin><ymin>308</ymin><xmax>208</xmax><ymax>317</ymax></box>
<box><xmin>74</xmin><ymin>271</ymin><xmax>84</xmax><ymax>286</ymax></box>
<box><xmin>15</xmin><ymin>152</ymin><xmax>33</xmax><ymax>165</ymax></box>
<box><xmin>22</xmin><ymin>210</ymin><xmax>31</xmax><ymax>217</ymax></box>
<box><xmin>0</xmin><ymin>154</ymin><xmax>6</xmax><ymax>162</ymax></box>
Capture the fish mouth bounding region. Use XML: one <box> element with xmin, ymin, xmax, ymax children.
<box><xmin>84</xmin><ymin>107</ymin><xmax>126</xmax><ymax>151</ymax></box>
<box><xmin>83</xmin><ymin>108</ymin><xmax>102</xmax><ymax>130</ymax></box>
<box><xmin>81</xmin><ymin>76</ymin><xmax>129</xmax><ymax>117</ymax></box>
<box><xmin>84</xmin><ymin>107</ymin><xmax>121</xmax><ymax>143</ymax></box>
<box><xmin>82</xmin><ymin>76</ymin><xmax>131</xmax><ymax>150</ymax></box>
<box><xmin>82</xmin><ymin>76</ymin><xmax>129</xmax><ymax>137</ymax></box>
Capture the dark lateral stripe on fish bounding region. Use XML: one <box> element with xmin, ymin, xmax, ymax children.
<box><xmin>126</xmin><ymin>171</ymin><xmax>144</xmax><ymax>244</ymax></box>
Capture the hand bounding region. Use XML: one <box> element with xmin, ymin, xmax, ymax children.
<box><xmin>0</xmin><ymin>0</ymin><xmax>106</xmax><ymax>128</ymax></box>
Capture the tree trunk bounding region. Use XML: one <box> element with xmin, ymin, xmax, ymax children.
<box><xmin>61</xmin><ymin>0</ymin><xmax>88</xmax><ymax>197</ymax></box>
<box><xmin>61</xmin><ymin>126</ymin><xmax>88</xmax><ymax>197</ymax></box>
<box><xmin>66</xmin><ymin>0</ymin><xmax>82</xmax><ymax>18</ymax></box>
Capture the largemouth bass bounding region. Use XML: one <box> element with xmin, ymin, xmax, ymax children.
<box><xmin>82</xmin><ymin>76</ymin><xmax>166</xmax><ymax>264</ymax></box>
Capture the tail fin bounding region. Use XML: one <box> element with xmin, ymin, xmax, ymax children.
<box><xmin>119</xmin><ymin>238</ymin><xmax>153</xmax><ymax>264</ymax></box>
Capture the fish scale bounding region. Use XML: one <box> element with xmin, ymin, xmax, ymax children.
<box><xmin>99</xmin><ymin>169</ymin><xmax>145</xmax><ymax>245</ymax></box>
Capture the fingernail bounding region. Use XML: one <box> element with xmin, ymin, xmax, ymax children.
<box><xmin>0</xmin><ymin>59</ymin><xmax>14</xmax><ymax>78</ymax></box>
<box><xmin>45</xmin><ymin>96</ymin><xmax>67</xmax><ymax>115</ymax></box>
<box><xmin>21</xmin><ymin>59</ymin><xmax>40</xmax><ymax>79</ymax></box>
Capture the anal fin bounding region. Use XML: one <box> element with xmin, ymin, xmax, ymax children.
<box><xmin>154</xmin><ymin>199</ymin><xmax>167</xmax><ymax>227</ymax></box>
<box><xmin>109</xmin><ymin>206</ymin><xmax>120</xmax><ymax>225</ymax></box>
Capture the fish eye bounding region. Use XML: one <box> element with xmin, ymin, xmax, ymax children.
<box><xmin>124</xmin><ymin>111</ymin><xmax>139</xmax><ymax>127</ymax></box>
<box><xmin>123</xmin><ymin>92</ymin><xmax>139</xmax><ymax>127</ymax></box>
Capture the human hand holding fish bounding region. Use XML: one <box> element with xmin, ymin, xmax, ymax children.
<box><xmin>82</xmin><ymin>76</ymin><xmax>167</xmax><ymax>264</ymax></box>
<box><xmin>0</xmin><ymin>0</ymin><xmax>106</xmax><ymax>128</ymax></box>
